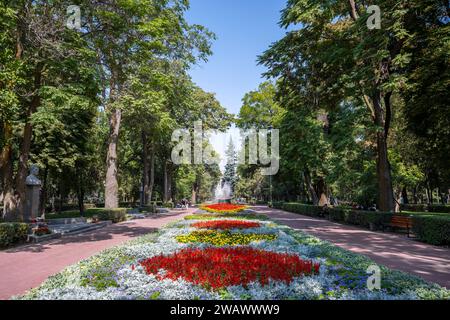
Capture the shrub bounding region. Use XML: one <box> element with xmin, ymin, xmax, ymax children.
<box><xmin>139</xmin><ymin>205</ymin><xmax>157</xmax><ymax>214</ymax></box>
<box><xmin>400</xmin><ymin>204</ymin><xmax>428</xmax><ymax>212</ymax></box>
<box><xmin>0</xmin><ymin>223</ymin><xmax>29</xmax><ymax>248</ymax></box>
<box><xmin>271</xmin><ymin>201</ymin><xmax>284</xmax><ymax>209</ymax></box>
<box><xmin>328</xmin><ymin>208</ymin><xmax>392</xmax><ymax>229</ymax></box>
<box><xmin>412</xmin><ymin>215</ymin><xmax>450</xmax><ymax>245</ymax></box>
<box><xmin>428</xmin><ymin>205</ymin><xmax>450</xmax><ymax>213</ymax></box>
<box><xmin>278</xmin><ymin>204</ymin><xmax>392</xmax><ymax>230</ymax></box>
<box><xmin>162</xmin><ymin>202</ymin><xmax>174</xmax><ymax>209</ymax></box>
<box><xmin>97</xmin><ymin>209</ymin><xmax>127</xmax><ymax>223</ymax></box>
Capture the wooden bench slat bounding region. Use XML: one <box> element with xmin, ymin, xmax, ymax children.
<box><xmin>383</xmin><ymin>215</ymin><xmax>413</xmax><ymax>237</ymax></box>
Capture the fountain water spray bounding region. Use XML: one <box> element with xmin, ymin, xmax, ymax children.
<box><xmin>215</xmin><ymin>182</ymin><xmax>232</xmax><ymax>204</ymax></box>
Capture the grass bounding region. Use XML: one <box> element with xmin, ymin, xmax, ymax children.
<box><xmin>399</xmin><ymin>211</ymin><xmax>450</xmax><ymax>217</ymax></box>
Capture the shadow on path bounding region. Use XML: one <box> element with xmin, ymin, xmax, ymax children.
<box><xmin>4</xmin><ymin>224</ymin><xmax>158</xmax><ymax>254</ymax></box>
<box><xmin>253</xmin><ymin>206</ymin><xmax>450</xmax><ymax>289</ymax></box>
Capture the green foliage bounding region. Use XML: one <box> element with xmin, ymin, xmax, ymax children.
<box><xmin>0</xmin><ymin>223</ymin><xmax>28</xmax><ymax>248</ymax></box>
<box><xmin>412</xmin><ymin>215</ymin><xmax>450</xmax><ymax>246</ymax></box>
<box><xmin>399</xmin><ymin>204</ymin><xmax>428</xmax><ymax>212</ymax></box>
<box><xmin>428</xmin><ymin>205</ymin><xmax>450</xmax><ymax>214</ymax></box>
<box><xmin>96</xmin><ymin>209</ymin><xmax>128</xmax><ymax>223</ymax></box>
<box><xmin>46</xmin><ymin>208</ymin><xmax>128</xmax><ymax>223</ymax></box>
<box><xmin>278</xmin><ymin>203</ymin><xmax>393</xmax><ymax>230</ymax></box>
<box><xmin>162</xmin><ymin>202</ymin><xmax>175</xmax><ymax>209</ymax></box>
<box><xmin>328</xmin><ymin>208</ymin><xmax>393</xmax><ymax>230</ymax></box>
<box><xmin>222</xmin><ymin>138</ymin><xmax>238</xmax><ymax>193</ymax></box>
<box><xmin>237</xmin><ymin>81</ymin><xmax>285</xmax><ymax>130</ymax></box>
<box><xmin>282</xmin><ymin>203</ymin><xmax>323</xmax><ymax>217</ymax></box>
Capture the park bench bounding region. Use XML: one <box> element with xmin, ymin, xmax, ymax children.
<box><xmin>383</xmin><ymin>215</ymin><xmax>413</xmax><ymax>237</ymax></box>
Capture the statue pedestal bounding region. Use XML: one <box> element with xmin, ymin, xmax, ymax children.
<box><xmin>25</xmin><ymin>185</ymin><xmax>41</xmax><ymax>222</ymax></box>
<box><xmin>24</xmin><ymin>164</ymin><xmax>42</xmax><ymax>222</ymax></box>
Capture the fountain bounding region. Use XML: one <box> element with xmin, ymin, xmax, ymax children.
<box><xmin>215</xmin><ymin>182</ymin><xmax>232</xmax><ymax>204</ymax></box>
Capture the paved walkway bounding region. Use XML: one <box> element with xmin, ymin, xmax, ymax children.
<box><xmin>252</xmin><ymin>206</ymin><xmax>450</xmax><ymax>288</ymax></box>
<box><xmin>0</xmin><ymin>208</ymin><xmax>196</xmax><ymax>299</ymax></box>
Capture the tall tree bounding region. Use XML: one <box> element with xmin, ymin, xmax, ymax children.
<box><xmin>260</xmin><ymin>0</ymin><xmax>447</xmax><ymax>211</ymax></box>
<box><xmin>222</xmin><ymin>138</ymin><xmax>238</xmax><ymax>194</ymax></box>
<box><xmin>82</xmin><ymin>0</ymin><xmax>214</xmax><ymax>208</ymax></box>
<box><xmin>1</xmin><ymin>1</ymin><xmax>98</xmax><ymax>220</ymax></box>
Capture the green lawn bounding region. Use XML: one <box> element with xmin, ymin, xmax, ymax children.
<box><xmin>399</xmin><ymin>211</ymin><xmax>450</xmax><ymax>217</ymax></box>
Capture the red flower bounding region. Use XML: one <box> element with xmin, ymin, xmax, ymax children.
<box><xmin>192</xmin><ymin>220</ymin><xmax>261</xmax><ymax>230</ymax></box>
<box><xmin>202</xmin><ymin>203</ymin><xmax>247</xmax><ymax>213</ymax></box>
<box><xmin>139</xmin><ymin>247</ymin><xmax>320</xmax><ymax>289</ymax></box>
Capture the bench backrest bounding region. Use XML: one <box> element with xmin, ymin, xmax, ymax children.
<box><xmin>391</xmin><ymin>216</ymin><xmax>412</xmax><ymax>226</ymax></box>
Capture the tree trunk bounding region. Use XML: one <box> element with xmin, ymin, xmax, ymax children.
<box><xmin>163</xmin><ymin>161</ymin><xmax>173</xmax><ymax>203</ymax></box>
<box><xmin>426</xmin><ymin>180</ymin><xmax>433</xmax><ymax>204</ymax></box>
<box><xmin>373</xmin><ymin>91</ymin><xmax>395</xmax><ymax>212</ymax></box>
<box><xmin>77</xmin><ymin>166</ymin><xmax>85</xmax><ymax>216</ymax></box>
<box><xmin>304</xmin><ymin>170</ymin><xmax>318</xmax><ymax>205</ymax></box>
<box><xmin>1</xmin><ymin>123</ymin><xmax>17</xmax><ymax>221</ymax></box>
<box><xmin>105</xmin><ymin>108</ymin><xmax>121</xmax><ymax>209</ymax></box>
<box><xmin>401</xmin><ymin>187</ymin><xmax>409</xmax><ymax>204</ymax></box>
<box><xmin>148</xmin><ymin>148</ymin><xmax>155</xmax><ymax>203</ymax></box>
<box><xmin>39</xmin><ymin>164</ymin><xmax>48</xmax><ymax>216</ymax></box>
<box><xmin>141</xmin><ymin>131</ymin><xmax>149</xmax><ymax>206</ymax></box>
<box><xmin>191</xmin><ymin>184</ymin><xmax>197</xmax><ymax>205</ymax></box>
<box><xmin>316</xmin><ymin>177</ymin><xmax>329</xmax><ymax>207</ymax></box>
<box><xmin>412</xmin><ymin>185</ymin><xmax>418</xmax><ymax>204</ymax></box>
<box><xmin>394</xmin><ymin>189</ymin><xmax>402</xmax><ymax>213</ymax></box>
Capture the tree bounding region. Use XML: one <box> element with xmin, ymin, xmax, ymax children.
<box><xmin>222</xmin><ymin>138</ymin><xmax>238</xmax><ymax>194</ymax></box>
<box><xmin>82</xmin><ymin>0</ymin><xmax>214</xmax><ymax>208</ymax></box>
<box><xmin>0</xmin><ymin>1</ymin><xmax>99</xmax><ymax>220</ymax></box>
<box><xmin>259</xmin><ymin>0</ymin><xmax>450</xmax><ymax>211</ymax></box>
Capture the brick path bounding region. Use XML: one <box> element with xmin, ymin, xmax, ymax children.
<box><xmin>0</xmin><ymin>208</ymin><xmax>196</xmax><ymax>299</ymax></box>
<box><xmin>1</xmin><ymin>205</ymin><xmax>448</xmax><ymax>300</ymax></box>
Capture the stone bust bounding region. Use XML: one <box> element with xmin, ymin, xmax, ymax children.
<box><xmin>26</xmin><ymin>164</ymin><xmax>41</xmax><ymax>186</ymax></box>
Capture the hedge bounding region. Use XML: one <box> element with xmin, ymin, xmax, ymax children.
<box><xmin>271</xmin><ymin>201</ymin><xmax>284</xmax><ymax>209</ymax></box>
<box><xmin>412</xmin><ymin>215</ymin><xmax>450</xmax><ymax>245</ymax></box>
<box><xmin>281</xmin><ymin>203</ymin><xmax>323</xmax><ymax>217</ymax></box>
<box><xmin>0</xmin><ymin>223</ymin><xmax>29</xmax><ymax>248</ymax></box>
<box><xmin>47</xmin><ymin>208</ymin><xmax>128</xmax><ymax>223</ymax></box>
<box><xmin>162</xmin><ymin>202</ymin><xmax>174</xmax><ymax>208</ymax></box>
<box><xmin>97</xmin><ymin>209</ymin><xmax>128</xmax><ymax>223</ymax></box>
<box><xmin>139</xmin><ymin>205</ymin><xmax>157</xmax><ymax>214</ymax></box>
<box><xmin>428</xmin><ymin>205</ymin><xmax>450</xmax><ymax>213</ymax></box>
<box><xmin>400</xmin><ymin>204</ymin><xmax>428</xmax><ymax>212</ymax></box>
<box><xmin>276</xmin><ymin>202</ymin><xmax>450</xmax><ymax>245</ymax></box>
<box><xmin>327</xmin><ymin>207</ymin><xmax>393</xmax><ymax>230</ymax></box>
<box><xmin>275</xmin><ymin>203</ymin><xmax>392</xmax><ymax>230</ymax></box>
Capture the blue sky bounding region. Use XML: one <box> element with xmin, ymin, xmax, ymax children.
<box><xmin>186</xmin><ymin>0</ymin><xmax>289</xmax><ymax>115</ymax></box>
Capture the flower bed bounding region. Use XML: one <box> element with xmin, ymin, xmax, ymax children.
<box><xmin>139</xmin><ymin>247</ymin><xmax>319</xmax><ymax>289</ymax></box>
<box><xmin>176</xmin><ymin>230</ymin><xmax>277</xmax><ymax>246</ymax></box>
<box><xmin>201</xmin><ymin>203</ymin><xmax>248</xmax><ymax>214</ymax></box>
<box><xmin>17</xmin><ymin>209</ymin><xmax>450</xmax><ymax>300</ymax></box>
<box><xmin>192</xmin><ymin>220</ymin><xmax>261</xmax><ymax>230</ymax></box>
